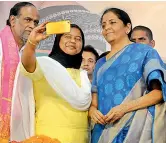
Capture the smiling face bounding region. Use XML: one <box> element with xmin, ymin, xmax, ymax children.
<box><xmin>59</xmin><ymin>27</ymin><xmax>83</xmax><ymax>55</ymax></box>
<box><xmin>101</xmin><ymin>11</ymin><xmax>130</xmax><ymax>44</ymax></box>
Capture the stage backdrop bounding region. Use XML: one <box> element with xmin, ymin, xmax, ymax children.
<box><xmin>0</xmin><ymin>1</ymin><xmax>166</xmax><ymax>59</ymax></box>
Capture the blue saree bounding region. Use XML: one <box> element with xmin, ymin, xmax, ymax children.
<box><xmin>91</xmin><ymin>43</ymin><xmax>166</xmax><ymax>143</ymax></box>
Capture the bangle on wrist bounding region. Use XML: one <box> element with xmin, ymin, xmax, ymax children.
<box><xmin>28</xmin><ymin>39</ymin><xmax>38</xmax><ymax>46</ymax></box>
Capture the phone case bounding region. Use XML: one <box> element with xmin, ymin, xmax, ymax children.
<box><xmin>46</xmin><ymin>20</ymin><xmax>71</xmax><ymax>35</ymax></box>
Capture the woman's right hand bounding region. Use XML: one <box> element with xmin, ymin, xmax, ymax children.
<box><xmin>28</xmin><ymin>22</ymin><xmax>49</xmax><ymax>47</ymax></box>
<box><xmin>89</xmin><ymin>106</ymin><xmax>106</xmax><ymax>125</ymax></box>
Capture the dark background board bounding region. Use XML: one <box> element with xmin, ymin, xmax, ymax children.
<box><xmin>36</xmin><ymin>5</ymin><xmax>106</xmax><ymax>56</ymax></box>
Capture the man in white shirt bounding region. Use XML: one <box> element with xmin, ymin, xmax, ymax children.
<box><xmin>0</xmin><ymin>2</ymin><xmax>39</xmax><ymax>141</ymax></box>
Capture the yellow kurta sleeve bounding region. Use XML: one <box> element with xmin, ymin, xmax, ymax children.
<box><xmin>20</xmin><ymin>62</ymin><xmax>44</xmax><ymax>81</ymax></box>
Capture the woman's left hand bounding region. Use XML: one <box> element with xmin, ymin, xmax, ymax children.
<box><xmin>105</xmin><ymin>104</ymin><xmax>126</xmax><ymax>124</ymax></box>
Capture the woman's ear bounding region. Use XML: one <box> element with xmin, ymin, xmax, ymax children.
<box><xmin>125</xmin><ymin>23</ymin><xmax>132</xmax><ymax>34</ymax></box>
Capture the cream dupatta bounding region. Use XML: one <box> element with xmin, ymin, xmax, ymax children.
<box><xmin>10</xmin><ymin>56</ymin><xmax>92</xmax><ymax>141</ymax></box>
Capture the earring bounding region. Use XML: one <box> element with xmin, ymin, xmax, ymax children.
<box><xmin>126</xmin><ymin>31</ymin><xmax>129</xmax><ymax>34</ymax></box>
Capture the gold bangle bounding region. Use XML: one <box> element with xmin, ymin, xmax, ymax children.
<box><xmin>28</xmin><ymin>39</ymin><xmax>38</xmax><ymax>46</ymax></box>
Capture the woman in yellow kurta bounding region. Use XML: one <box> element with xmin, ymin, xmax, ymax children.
<box><xmin>11</xmin><ymin>23</ymin><xmax>91</xmax><ymax>143</ymax></box>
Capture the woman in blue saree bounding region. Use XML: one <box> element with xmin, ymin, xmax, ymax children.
<box><xmin>89</xmin><ymin>8</ymin><xmax>166</xmax><ymax>143</ymax></box>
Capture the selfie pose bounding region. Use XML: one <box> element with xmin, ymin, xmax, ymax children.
<box><xmin>10</xmin><ymin>22</ymin><xmax>91</xmax><ymax>143</ymax></box>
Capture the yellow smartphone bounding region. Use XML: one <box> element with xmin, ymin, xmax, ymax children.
<box><xmin>46</xmin><ymin>20</ymin><xmax>71</xmax><ymax>35</ymax></box>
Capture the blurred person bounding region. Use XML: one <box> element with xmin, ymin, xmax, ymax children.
<box><xmin>81</xmin><ymin>45</ymin><xmax>99</xmax><ymax>82</ymax></box>
<box><xmin>130</xmin><ymin>25</ymin><xmax>155</xmax><ymax>47</ymax></box>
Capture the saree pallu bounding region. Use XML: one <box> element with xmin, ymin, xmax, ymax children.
<box><xmin>91</xmin><ymin>43</ymin><xmax>166</xmax><ymax>143</ymax></box>
<box><xmin>0</xmin><ymin>26</ymin><xmax>19</xmax><ymax>140</ymax></box>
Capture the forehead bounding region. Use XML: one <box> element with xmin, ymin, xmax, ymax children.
<box><xmin>19</xmin><ymin>6</ymin><xmax>39</xmax><ymax>20</ymax></box>
<box><xmin>102</xmin><ymin>11</ymin><xmax>119</xmax><ymax>22</ymax></box>
<box><xmin>82</xmin><ymin>51</ymin><xmax>96</xmax><ymax>59</ymax></box>
<box><xmin>131</xmin><ymin>30</ymin><xmax>148</xmax><ymax>38</ymax></box>
<box><xmin>66</xmin><ymin>27</ymin><xmax>81</xmax><ymax>36</ymax></box>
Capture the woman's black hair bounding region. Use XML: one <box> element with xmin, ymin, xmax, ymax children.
<box><xmin>100</xmin><ymin>8</ymin><xmax>132</xmax><ymax>38</ymax></box>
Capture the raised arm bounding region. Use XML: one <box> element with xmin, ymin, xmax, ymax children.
<box><xmin>21</xmin><ymin>22</ymin><xmax>49</xmax><ymax>73</ymax></box>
